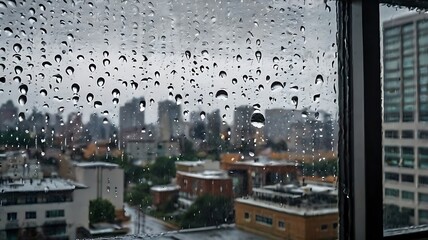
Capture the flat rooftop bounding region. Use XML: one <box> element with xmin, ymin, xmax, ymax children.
<box><xmin>74</xmin><ymin>161</ymin><xmax>119</xmax><ymax>168</ymax></box>
<box><xmin>0</xmin><ymin>178</ymin><xmax>83</xmax><ymax>193</ymax></box>
<box><xmin>151</xmin><ymin>185</ymin><xmax>180</xmax><ymax>192</ymax></box>
<box><xmin>235</xmin><ymin>197</ymin><xmax>338</xmax><ymax>216</ymax></box>
<box><xmin>177</xmin><ymin>170</ymin><xmax>230</xmax><ymax>180</ymax></box>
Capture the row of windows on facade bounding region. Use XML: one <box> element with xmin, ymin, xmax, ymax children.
<box><xmin>385</xmin><ymin>188</ymin><xmax>428</xmax><ymax>202</ymax></box>
<box><xmin>385</xmin><ymin>130</ymin><xmax>428</xmax><ymax>139</ymax></box>
<box><xmin>384</xmin><ymin>146</ymin><xmax>428</xmax><ymax>168</ymax></box>
<box><xmin>6</xmin><ymin>210</ymin><xmax>64</xmax><ymax>221</ymax></box>
<box><xmin>384</xmin><ymin>19</ymin><xmax>428</xmax><ymax>123</ymax></box>
<box><xmin>1</xmin><ymin>194</ymin><xmax>72</xmax><ymax>206</ymax></box>
<box><xmin>243</xmin><ymin>212</ymin><xmax>338</xmax><ymax>231</ymax></box>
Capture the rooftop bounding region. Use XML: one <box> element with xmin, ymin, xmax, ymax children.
<box><xmin>151</xmin><ymin>185</ymin><xmax>180</xmax><ymax>192</ymax></box>
<box><xmin>74</xmin><ymin>161</ymin><xmax>119</xmax><ymax>168</ymax></box>
<box><xmin>235</xmin><ymin>197</ymin><xmax>338</xmax><ymax>217</ymax></box>
<box><xmin>177</xmin><ymin>170</ymin><xmax>230</xmax><ymax>180</ymax></box>
<box><xmin>0</xmin><ymin>178</ymin><xmax>84</xmax><ymax>193</ymax></box>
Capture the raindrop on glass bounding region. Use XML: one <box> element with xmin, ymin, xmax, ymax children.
<box><xmin>97</xmin><ymin>77</ymin><xmax>105</xmax><ymax>87</ymax></box>
<box><xmin>89</xmin><ymin>64</ymin><xmax>96</xmax><ymax>72</ymax></box>
<box><xmin>255</xmin><ymin>51</ymin><xmax>262</xmax><ymax>63</ymax></box>
<box><xmin>71</xmin><ymin>83</ymin><xmax>80</xmax><ymax>93</ymax></box>
<box><xmin>66</xmin><ymin>66</ymin><xmax>74</xmax><ymax>75</ymax></box>
<box><xmin>140</xmin><ymin>100</ymin><xmax>146</xmax><ymax>112</ymax></box>
<box><xmin>18</xmin><ymin>95</ymin><xmax>27</xmax><ymax>105</ymax></box>
<box><xmin>250</xmin><ymin>111</ymin><xmax>265</xmax><ymax>128</ymax></box>
<box><xmin>315</xmin><ymin>74</ymin><xmax>324</xmax><ymax>84</ymax></box>
<box><xmin>86</xmin><ymin>93</ymin><xmax>94</xmax><ymax>103</ymax></box>
<box><xmin>291</xmin><ymin>96</ymin><xmax>298</xmax><ymax>108</ymax></box>
<box><xmin>215</xmin><ymin>90</ymin><xmax>228</xmax><ymax>100</ymax></box>
<box><xmin>271</xmin><ymin>81</ymin><xmax>284</xmax><ymax>92</ymax></box>
<box><xmin>13</xmin><ymin>43</ymin><xmax>22</xmax><ymax>53</ymax></box>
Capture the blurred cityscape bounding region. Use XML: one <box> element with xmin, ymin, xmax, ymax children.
<box><xmin>0</xmin><ymin>98</ymin><xmax>339</xmax><ymax>239</ymax></box>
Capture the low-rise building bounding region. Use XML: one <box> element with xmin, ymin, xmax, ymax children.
<box><xmin>150</xmin><ymin>185</ymin><xmax>180</xmax><ymax>210</ymax></box>
<box><xmin>221</xmin><ymin>157</ymin><xmax>299</xmax><ymax>197</ymax></box>
<box><xmin>235</xmin><ymin>183</ymin><xmax>338</xmax><ymax>240</ymax></box>
<box><xmin>74</xmin><ymin>162</ymin><xmax>125</xmax><ymax>217</ymax></box>
<box><xmin>0</xmin><ymin>178</ymin><xmax>89</xmax><ymax>240</ymax></box>
<box><xmin>176</xmin><ymin>170</ymin><xmax>233</xmax><ymax>208</ymax></box>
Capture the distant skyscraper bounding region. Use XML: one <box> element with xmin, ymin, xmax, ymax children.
<box><xmin>0</xmin><ymin>100</ymin><xmax>18</xmax><ymax>131</ymax></box>
<box><xmin>383</xmin><ymin>14</ymin><xmax>428</xmax><ymax>225</ymax></box>
<box><xmin>119</xmin><ymin>97</ymin><xmax>145</xmax><ymax>146</ymax></box>
<box><xmin>158</xmin><ymin>100</ymin><xmax>183</xmax><ymax>141</ymax></box>
<box><xmin>231</xmin><ymin>106</ymin><xmax>254</xmax><ymax>147</ymax></box>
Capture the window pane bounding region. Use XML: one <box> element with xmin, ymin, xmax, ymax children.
<box><xmin>382</xmin><ymin>6</ymin><xmax>428</xmax><ymax>235</ymax></box>
<box><xmin>0</xmin><ymin>0</ymin><xmax>338</xmax><ymax>239</ymax></box>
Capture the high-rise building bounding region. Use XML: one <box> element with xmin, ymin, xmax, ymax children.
<box><xmin>383</xmin><ymin>14</ymin><xmax>428</xmax><ymax>225</ymax></box>
<box><xmin>0</xmin><ymin>100</ymin><xmax>18</xmax><ymax>131</ymax></box>
<box><xmin>231</xmin><ymin>106</ymin><xmax>254</xmax><ymax>146</ymax></box>
<box><xmin>119</xmin><ymin>97</ymin><xmax>145</xmax><ymax>146</ymax></box>
<box><xmin>158</xmin><ymin>100</ymin><xmax>183</xmax><ymax>141</ymax></box>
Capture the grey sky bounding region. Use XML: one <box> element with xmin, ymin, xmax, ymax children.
<box><xmin>0</xmin><ymin>0</ymin><xmax>364</xmax><ymax>125</ymax></box>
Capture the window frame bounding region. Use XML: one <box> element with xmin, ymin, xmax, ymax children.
<box><xmin>339</xmin><ymin>1</ymin><xmax>428</xmax><ymax>239</ymax></box>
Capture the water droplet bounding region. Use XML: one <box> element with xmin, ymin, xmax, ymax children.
<box><xmin>86</xmin><ymin>93</ymin><xmax>94</xmax><ymax>103</ymax></box>
<box><xmin>215</xmin><ymin>90</ymin><xmax>228</xmax><ymax>100</ymax></box>
<box><xmin>219</xmin><ymin>71</ymin><xmax>227</xmax><ymax>78</ymax></box>
<box><xmin>42</xmin><ymin>61</ymin><xmax>52</xmax><ymax>68</ymax></box>
<box><xmin>185</xmin><ymin>50</ymin><xmax>191</xmax><ymax>60</ymax></box>
<box><xmin>291</xmin><ymin>96</ymin><xmax>298</xmax><ymax>108</ymax></box>
<box><xmin>103</xmin><ymin>59</ymin><xmax>110</xmax><ymax>66</ymax></box>
<box><xmin>271</xmin><ymin>81</ymin><xmax>284</xmax><ymax>92</ymax></box>
<box><xmin>113</xmin><ymin>98</ymin><xmax>119</xmax><ymax>104</ymax></box>
<box><xmin>66</xmin><ymin>66</ymin><xmax>74</xmax><ymax>75</ymax></box>
<box><xmin>232</xmin><ymin>78</ymin><xmax>237</xmax><ymax>85</ymax></box>
<box><xmin>4</xmin><ymin>27</ymin><xmax>13</xmax><ymax>36</ymax></box>
<box><xmin>103</xmin><ymin>118</ymin><xmax>109</xmax><ymax>124</ymax></box>
<box><xmin>200</xmin><ymin>111</ymin><xmax>206</xmax><ymax>120</ymax></box>
<box><xmin>55</xmin><ymin>55</ymin><xmax>62</xmax><ymax>63</ymax></box>
<box><xmin>313</xmin><ymin>94</ymin><xmax>320</xmax><ymax>102</ymax></box>
<box><xmin>89</xmin><ymin>64</ymin><xmax>96</xmax><ymax>72</ymax></box>
<box><xmin>103</xmin><ymin>51</ymin><xmax>109</xmax><ymax>57</ymax></box>
<box><xmin>97</xmin><ymin>77</ymin><xmax>105</xmax><ymax>87</ymax></box>
<box><xmin>155</xmin><ymin>71</ymin><xmax>160</xmax><ymax>78</ymax></box>
<box><xmin>154</xmin><ymin>81</ymin><xmax>160</xmax><ymax>86</ymax></box>
<box><xmin>40</xmin><ymin>89</ymin><xmax>47</xmax><ymax>96</ymax></box>
<box><xmin>175</xmin><ymin>94</ymin><xmax>182</xmax><ymax>105</ymax></box>
<box><xmin>140</xmin><ymin>100</ymin><xmax>146</xmax><ymax>111</ymax></box>
<box><xmin>131</xmin><ymin>81</ymin><xmax>138</xmax><ymax>90</ymax></box>
<box><xmin>251</xmin><ymin>111</ymin><xmax>265</xmax><ymax>128</ymax></box>
<box><xmin>255</xmin><ymin>51</ymin><xmax>262</xmax><ymax>63</ymax></box>
<box><xmin>13</xmin><ymin>43</ymin><xmax>22</xmax><ymax>53</ymax></box>
<box><xmin>119</xmin><ymin>55</ymin><xmax>127</xmax><ymax>62</ymax></box>
<box><xmin>77</xmin><ymin>55</ymin><xmax>84</xmax><ymax>60</ymax></box>
<box><xmin>112</xmin><ymin>89</ymin><xmax>120</xmax><ymax>97</ymax></box>
<box><xmin>236</xmin><ymin>55</ymin><xmax>242</xmax><ymax>62</ymax></box>
<box><xmin>15</xmin><ymin>66</ymin><xmax>23</xmax><ymax>74</ymax></box>
<box><xmin>18</xmin><ymin>95</ymin><xmax>27</xmax><ymax>105</ymax></box>
<box><xmin>315</xmin><ymin>74</ymin><xmax>324</xmax><ymax>84</ymax></box>
<box><xmin>19</xmin><ymin>84</ymin><xmax>28</xmax><ymax>94</ymax></box>
<box><xmin>71</xmin><ymin>83</ymin><xmax>80</xmax><ymax>93</ymax></box>
<box><xmin>53</xmin><ymin>74</ymin><xmax>62</xmax><ymax>83</ymax></box>
<box><xmin>94</xmin><ymin>101</ymin><xmax>102</xmax><ymax>108</ymax></box>
<box><xmin>300</xmin><ymin>26</ymin><xmax>305</xmax><ymax>32</ymax></box>
<box><xmin>18</xmin><ymin>112</ymin><xmax>25</xmax><ymax>122</ymax></box>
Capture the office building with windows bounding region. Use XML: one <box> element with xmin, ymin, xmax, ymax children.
<box><xmin>0</xmin><ymin>178</ymin><xmax>89</xmax><ymax>240</ymax></box>
<box><xmin>383</xmin><ymin>14</ymin><xmax>428</xmax><ymax>225</ymax></box>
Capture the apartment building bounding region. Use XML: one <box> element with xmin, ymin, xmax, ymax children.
<box><xmin>0</xmin><ymin>178</ymin><xmax>88</xmax><ymax>240</ymax></box>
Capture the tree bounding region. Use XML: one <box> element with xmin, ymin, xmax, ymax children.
<box><xmin>180</xmin><ymin>195</ymin><xmax>233</xmax><ymax>228</ymax></box>
<box><xmin>89</xmin><ymin>198</ymin><xmax>115</xmax><ymax>224</ymax></box>
<box><xmin>125</xmin><ymin>183</ymin><xmax>152</xmax><ymax>208</ymax></box>
<box><xmin>150</xmin><ymin>157</ymin><xmax>176</xmax><ymax>184</ymax></box>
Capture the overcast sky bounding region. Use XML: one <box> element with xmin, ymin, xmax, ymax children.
<box><xmin>0</xmin><ymin>1</ymin><xmax>421</xmax><ymax>125</ymax></box>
